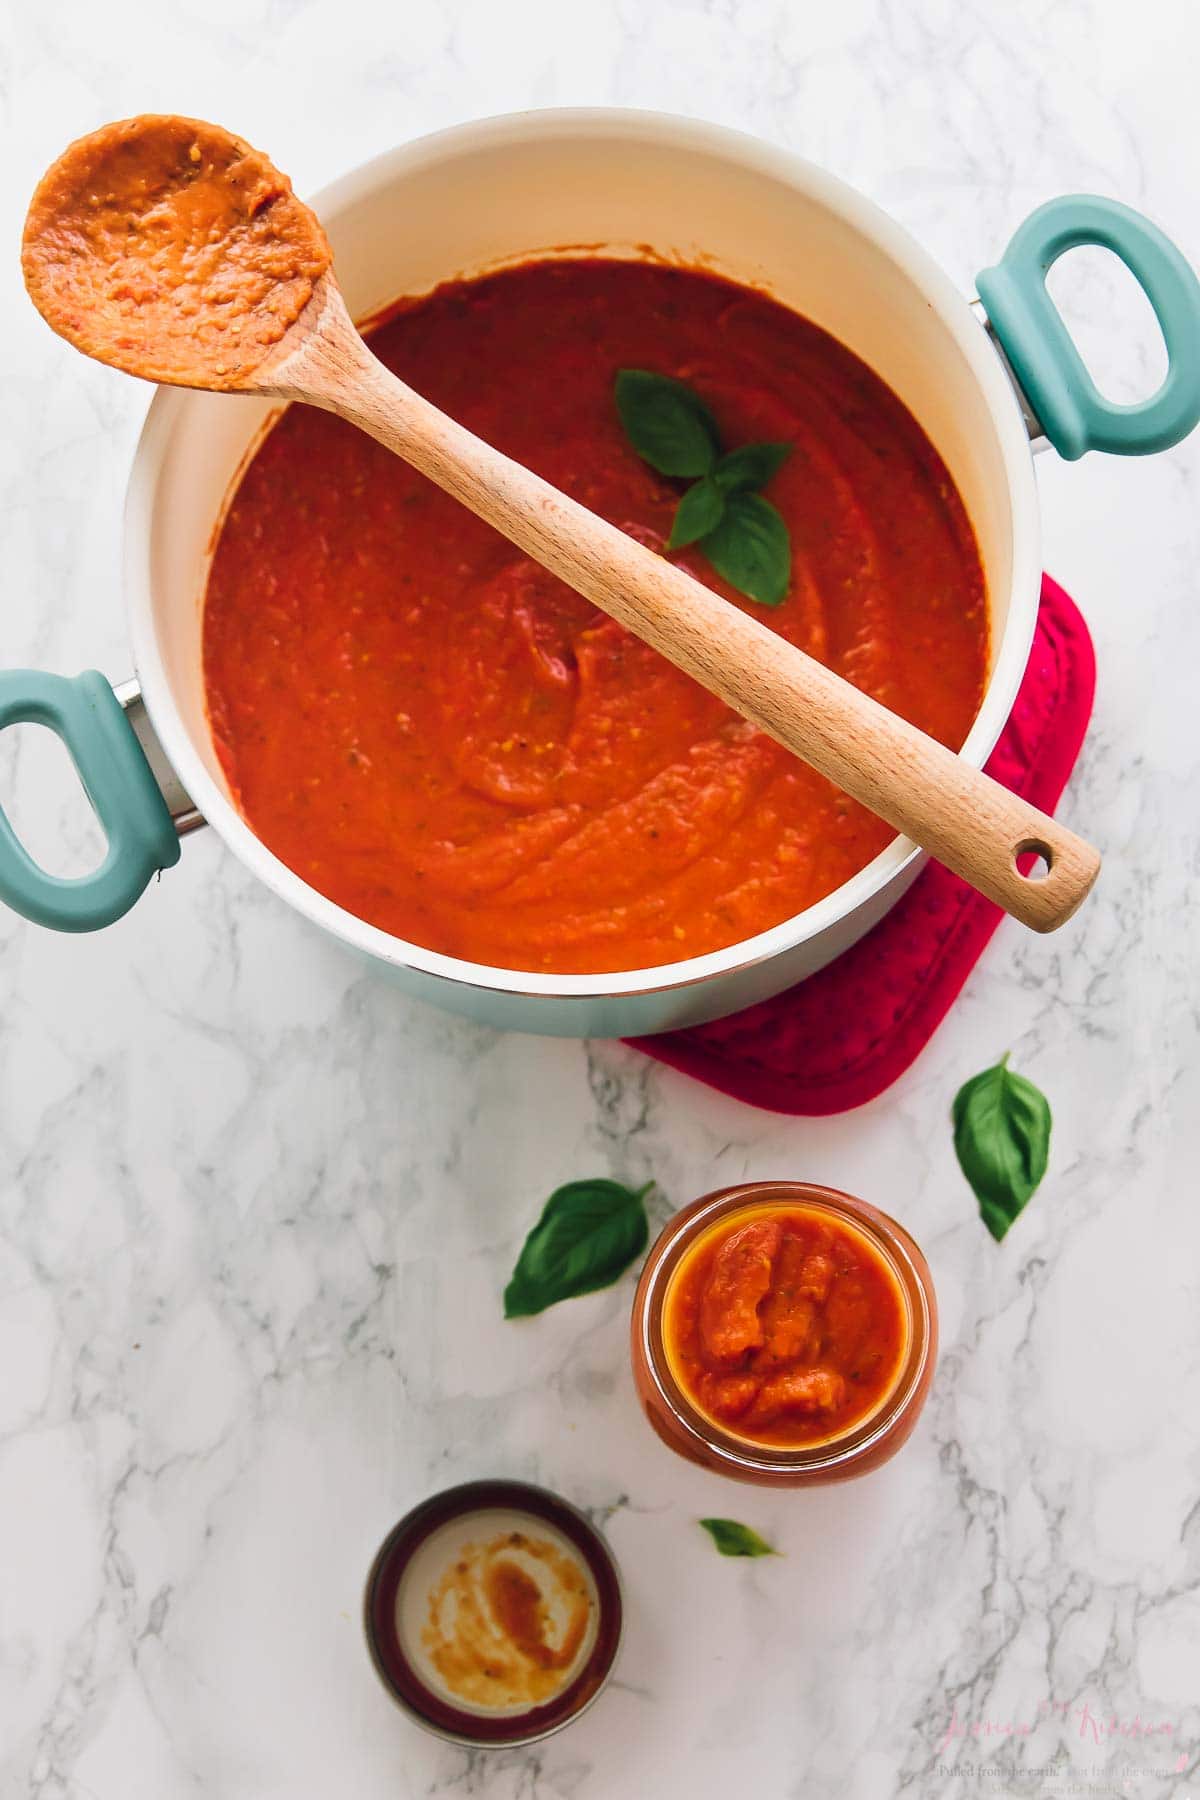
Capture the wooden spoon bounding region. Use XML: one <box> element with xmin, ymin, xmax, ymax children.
<box><xmin>23</xmin><ymin>116</ymin><xmax>1100</xmax><ymax>932</ymax></box>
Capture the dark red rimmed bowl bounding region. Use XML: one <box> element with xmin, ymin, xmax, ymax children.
<box><xmin>363</xmin><ymin>1479</ymin><xmax>623</xmax><ymax>1747</ymax></box>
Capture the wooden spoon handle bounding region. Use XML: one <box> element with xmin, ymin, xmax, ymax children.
<box><xmin>288</xmin><ymin>315</ymin><xmax>1099</xmax><ymax>933</ymax></box>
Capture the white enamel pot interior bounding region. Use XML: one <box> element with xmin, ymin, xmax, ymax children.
<box><xmin>125</xmin><ymin>108</ymin><xmax>1042</xmax><ymax>1038</ymax></box>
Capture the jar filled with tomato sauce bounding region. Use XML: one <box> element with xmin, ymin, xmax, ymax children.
<box><xmin>630</xmin><ymin>1181</ymin><xmax>937</xmax><ymax>1486</ymax></box>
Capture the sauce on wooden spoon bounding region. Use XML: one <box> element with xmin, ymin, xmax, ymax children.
<box><xmin>22</xmin><ymin>115</ymin><xmax>330</xmax><ymax>388</ymax></box>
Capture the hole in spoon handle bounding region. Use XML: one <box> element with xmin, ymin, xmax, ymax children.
<box><xmin>984</xmin><ymin>815</ymin><xmax>1100</xmax><ymax>931</ymax></box>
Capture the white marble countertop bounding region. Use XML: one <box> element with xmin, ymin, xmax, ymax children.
<box><xmin>2</xmin><ymin>3</ymin><xmax>1198</xmax><ymax>1796</ymax></box>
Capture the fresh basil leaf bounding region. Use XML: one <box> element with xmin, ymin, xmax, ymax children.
<box><xmin>614</xmin><ymin>370</ymin><xmax>720</xmax><ymax>478</ymax></box>
<box><xmin>713</xmin><ymin>441</ymin><xmax>792</xmax><ymax>495</ymax></box>
<box><xmin>503</xmin><ymin>1178</ymin><xmax>653</xmax><ymax>1317</ymax></box>
<box><xmin>952</xmin><ymin>1054</ymin><xmax>1051</xmax><ymax>1241</ymax></box>
<box><xmin>699</xmin><ymin>1518</ymin><xmax>780</xmax><ymax>1558</ymax></box>
<box><xmin>668</xmin><ymin>475</ymin><xmax>726</xmax><ymax>549</ymax></box>
<box><xmin>700</xmin><ymin>491</ymin><xmax>791</xmax><ymax>607</ymax></box>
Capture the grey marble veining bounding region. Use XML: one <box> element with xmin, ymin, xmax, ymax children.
<box><xmin>1</xmin><ymin>2</ymin><xmax>1198</xmax><ymax>1795</ymax></box>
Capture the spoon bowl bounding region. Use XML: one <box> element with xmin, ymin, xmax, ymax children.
<box><xmin>22</xmin><ymin>115</ymin><xmax>331</xmax><ymax>391</ymax></box>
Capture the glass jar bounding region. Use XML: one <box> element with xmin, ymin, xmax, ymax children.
<box><xmin>630</xmin><ymin>1180</ymin><xmax>937</xmax><ymax>1486</ymax></box>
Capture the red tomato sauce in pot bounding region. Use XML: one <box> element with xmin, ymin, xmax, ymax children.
<box><xmin>203</xmin><ymin>259</ymin><xmax>987</xmax><ymax>974</ymax></box>
<box><xmin>663</xmin><ymin>1205</ymin><xmax>908</xmax><ymax>1449</ymax></box>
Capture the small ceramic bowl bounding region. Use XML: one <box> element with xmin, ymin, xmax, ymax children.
<box><xmin>630</xmin><ymin>1179</ymin><xmax>938</xmax><ymax>1486</ymax></box>
<box><xmin>363</xmin><ymin>1479</ymin><xmax>623</xmax><ymax>1747</ymax></box>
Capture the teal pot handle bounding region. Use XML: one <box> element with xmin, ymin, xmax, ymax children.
<box><xmin>0</xmin><ymin>670</ymin><xmax>181</xmax><ymax>931</ymax></box>
<box><xmin>976</xmin><ymin>195</ymin><xmax>1200</xmax><ymax>460</ymax></box>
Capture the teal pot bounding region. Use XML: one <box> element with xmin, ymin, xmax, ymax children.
<box><xmin>4</xmin><ymin>111</ymin><xmax>1199</xmax><ymax>1034</ymax></box>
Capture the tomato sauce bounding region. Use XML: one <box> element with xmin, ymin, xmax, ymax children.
<box><xmin>22</xmin><ymin>116</ymin><xmax>330</xmax><ymax>388</ymax></box>
<box><xmin>421</xmin><ymin>1527</ymin><xmax>593</xmax><ymax>1710</ymax></box>
<box><xmin>203</xmin><ymin>258</ymin><xmax>987</xmax><ymax>974</ymax></box>
<box><xmin>663</xmin><ymin>1206</ymin><xmax>908</xmax><ymax>1449</ymax></box>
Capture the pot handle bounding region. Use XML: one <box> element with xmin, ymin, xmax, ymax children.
<box><xmin>0</xmin><ymin>670</ymin><xmax>181</xmax><ymax>930</ymax></box>
<box><xmin>976</xmin><ymin>195</ymin><xmax>1200</xmax><ymax>459</ymax></box>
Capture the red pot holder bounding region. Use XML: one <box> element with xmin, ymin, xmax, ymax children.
<box><xmin>627</xmin><ymin>575</ymin><xmax>1095</xmax><ymax>1115</ymax></box>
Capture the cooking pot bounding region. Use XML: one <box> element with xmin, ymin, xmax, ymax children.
<box><xmin>3</xmin><ymin>110</ymin><xmax>1199</xmax><ymax>1036</ymax></box>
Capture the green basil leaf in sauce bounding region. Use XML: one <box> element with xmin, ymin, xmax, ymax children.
<box><xmin>713</xmin><ymin>441</ymin><xmax>792</xmax><ymax>495</ymax></box>
<box><xmin>699</xmin><ymin>1518</ymin><xmax>780</xmax><ymax>1558</ymax></box>
<box><xmin>700</xmin><ymin>491</ymin><xmax>791</xmax><ymax>607</ymax></box>
<box><xmin>952</xmin><ymin>1054</ymin><xmax>1052</xmax><ymax>1241</ymax></box>
<box><xmin>614</xmin><ymin>373</ymin><xmax>794</xmax><ymax>608</ymax></box>
<box><xmin>503</xmin><ymin>1178</ymin><xmax>653</xmax><ymax>1317</ymax></box>
<box><xmin>668</xmin><ymin>474</ymin><xmax>726</xmax><ymax>549</ymax></box>
<box><xmin>614</xmin><ymin>370</ymin><xmax>720</xmax><ymax>478</ymax></box>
